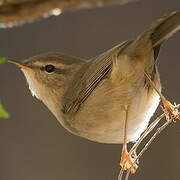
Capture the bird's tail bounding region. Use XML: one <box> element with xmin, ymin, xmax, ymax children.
<box><xmin>127</xmin><ymin>11</ymin><xmax>180</xmax><ymax>58</ymax></box>
<box><xmin>149</xmin><ymin>11</ymin><xmax>180</xmax><ymax>47</ymax></box>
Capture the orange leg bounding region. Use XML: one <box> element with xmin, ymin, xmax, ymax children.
<box><xmin>162</xmin><ymin>99</ymin><xmax>180</xmax><ymax>120</ymax></box>
<box><xmin>120</xmin><ymin>105</ymin><xmax>138</xmax><ymax>174</ymax></box>
<box><xmin>144</xmin><ymin>71</ymin><xmax>180</xmax><ymax>120</ymax></box>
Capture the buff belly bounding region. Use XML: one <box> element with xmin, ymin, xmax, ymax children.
<box><xmin>68</xmin><ymin>84</ymin><xmax>160</xmax><ymax>144</ymax></box>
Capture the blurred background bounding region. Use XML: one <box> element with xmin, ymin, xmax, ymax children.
<box><xmin>1</xmin><ymin>0</ymin><xmax>180</xmax><ymax>179</ymax></box>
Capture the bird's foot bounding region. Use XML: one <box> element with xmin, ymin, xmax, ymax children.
<box><xmin>162</xmin><ymin>99</ymin><xmax>180</xmax><ymax>121</ymax></box>
<box><xmin>120</xmin><ymin>148</ymin><xmax>138</xmax><ymax>174</ymax></box>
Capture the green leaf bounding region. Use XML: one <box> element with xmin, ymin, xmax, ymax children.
<box><xmin>0</xmin><ymin>57</ymin><xmax>10</xmax><ymax>118</ymax></box>
<box><xmin>0</xmin><ymin>57</ymin><xmax>7</xmax><ymax>64</ymax></box>
<box><xmin>0</xmin><ymin>102</ymin><xmax>10</xmax><ymax>119</ymax></box>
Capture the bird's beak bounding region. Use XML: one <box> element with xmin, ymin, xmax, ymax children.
<box><xmin>8</xmin><ymin>60</ymin><xmax>32</xmax><ymax>71</ymax></box>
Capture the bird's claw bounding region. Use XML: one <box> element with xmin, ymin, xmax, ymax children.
<box><xmin>120</xmin><ymin>149</ymin><xmax>138</xmax><ymax>174</ymax></box>
<box><xmin>162</xmin><ymin>100</ymin><xmax>180</xmax><ymax>121</ymax></box>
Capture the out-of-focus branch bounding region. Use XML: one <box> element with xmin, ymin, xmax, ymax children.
<box><xmin>0</xmin><ymin>0</ymin><xmax>137</xmax><ymax>28</ymax></box>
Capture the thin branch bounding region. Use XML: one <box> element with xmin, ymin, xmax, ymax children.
<box><xmin>129</xmin><ymin>113</ymin><xmax>165</xmax><ymax>154</ymax></box>
<box><xmin>118</xmin><ymin>113</ymin><xmax>164</xmax><ymax>180</ymax></box>
<box><xmin>118</xmin><ymin>104</ymin><xmax>180</xmax><ymax>180</ymax></box>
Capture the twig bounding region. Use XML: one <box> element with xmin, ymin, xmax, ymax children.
<box><xmin>125</xmin><ymin>170</ymin><xmax>130</xmax><ymax>180</ymax></box>
<box><xmin>136</xmin><ymin>116</ymin><xmax>173</xmax><ymax>161</ymax></box>
<box><xmin>135</xmin><ymin>104</ymin><xmax>180</xmax><ymax>162</ymax></box>
<box><xmin>118</xmin><ymin>168</ymin><xmax>123</xmax><ymax>180</ymax></box>
<box><xmin>118</xmin><ymin>104</ymin><xmax>180</xmax><ymax>180</ymax></box>
<box><xmin>129</xmin><ymin>113</ymin><xmax>165</xmax><ymax>154</ymax></box>
<box><xmin>118</xmin><ymin>113</ymin><xmax>164</xmax><ymax>180</ymax></box>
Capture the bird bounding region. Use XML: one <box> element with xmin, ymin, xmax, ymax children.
<box><xmin>9</xmin><ymin>11</ymin><xmax>180</xmax><ymax>173</ymax></box>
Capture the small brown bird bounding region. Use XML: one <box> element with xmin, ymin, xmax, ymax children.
<box><xmin>9</xmin><ymin>11</ymin><xmax>180</xmax><ymax>173</ymax></box>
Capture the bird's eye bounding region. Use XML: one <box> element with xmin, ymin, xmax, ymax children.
<box><xmin>45</xmin><ymin>64</ymin><xmax>55</xmax><ymax>73</ymax></box>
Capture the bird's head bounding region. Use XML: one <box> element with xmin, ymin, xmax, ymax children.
<box><xmin>9</xmin><ymin>52</ymin><xmax>84</xmax><ymax>117</ymax></box>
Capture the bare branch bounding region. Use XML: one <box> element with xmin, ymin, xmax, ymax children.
<box><xmin>118</xmin><ymin>104</ymin><xmax>180</xmax><ymax>180</ymax></box>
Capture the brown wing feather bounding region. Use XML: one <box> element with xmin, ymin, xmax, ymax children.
<box><xmin>62</xmin><ymin>40</ymin><xmax>132</xmax><ymax>114</ymax></box>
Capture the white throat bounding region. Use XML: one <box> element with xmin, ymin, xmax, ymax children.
<box><xmin>21</xmin><ymin>69</ymin><xmax>40</xmax><ymax>100</ymax></box>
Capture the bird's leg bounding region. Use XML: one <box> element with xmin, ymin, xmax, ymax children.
<box><xmin>144</xmin><ymin>71</ymin><xmax>180</xmax><ymax>121</ymax></box>
<box><xmin>161</xmin><ymin>99</ymin><xmax>180</xmax><ymax>121</ymax></box>
<box><xmin>119</xmin><ymin>73</ymin><xmax>180</xmax><ymax>180</ymax></box>
<box><xmin>120</xmin><ymin>105</ymin><xmax>138</xmax><ymax>174</ymax></box>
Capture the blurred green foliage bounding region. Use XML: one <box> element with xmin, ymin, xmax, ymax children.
<box><xmin>0</xmin><ymin>57</ymin><xmax>10</xmax><ymax>119</ymax></box>
<box><xmin>0</xmin><ymin>57</ymin><xmax>7</xmax><ymax>64</ymax></box>
<box><xmin>0</xmin><ymin>102</ymin><xmax>10</xmax><ymax>119</ymax></box>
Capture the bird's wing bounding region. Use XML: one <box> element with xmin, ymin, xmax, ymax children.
<box><xmin>62</xmin><ymin>11</ymin><xmax>180</xmax><ymax>115</ymax></box>
<box><xmin>62</xmin><ymin>40</ymin><xmax>132</xmax><ymax>114</ymax></box>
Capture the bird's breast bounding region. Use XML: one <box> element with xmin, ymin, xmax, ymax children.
<box><xmin>62</xmin><ymin>73</ymin><xmax>161</xmax><ymax>144</ymax></box>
